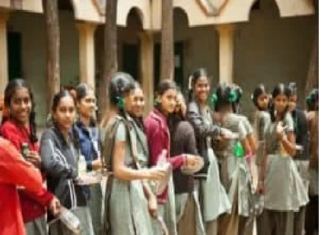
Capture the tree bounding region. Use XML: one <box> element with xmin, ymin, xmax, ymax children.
<box><xmin>305</xmin><ymin>0</ymin><xmax>318</xmax><ymax>97</ymax></box>
<box><xmin>160</xmin><ymin>0</ymin><xmax>174</xmax><ymax>81</ymax></box>
<box><xmin>42</xmin><ymin>0</ymin><xmax>60</xmax><ymax>113</ymax></box>
<box><xmin>98</xmin><ymin>0</ymin><xmax>118</xmax><ymax>120</ymax></box>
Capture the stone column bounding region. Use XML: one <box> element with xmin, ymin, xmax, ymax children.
<box><xmin>76</xmin><ymin>22</ymin><xmax>97</xmax><ymax>89</ymax></box>
<box><xmin>217</xmin><ymin>24</ymin><xmax>235</xmax><ymax>84</ymax></box>
<box><xmin>0</xmin><ymin>10</ymin><xmax>10</xmax><ymax>95</ymax></box>
<box><xmin>139</xmin><ymin>31</ymin><xmax>154</xmax><ymax>116</ymax></box>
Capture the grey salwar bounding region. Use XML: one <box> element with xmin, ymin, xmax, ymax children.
<box><xmin>257</xmin><ymin>114</ymin><xmax>309</xmax><ymax>235</ymax></box>
<box><xmin>49</xmin><ymin>207</ymin><xmax>94</xmax><ymax>235</ymax></box>
<box><xmin>25</xmin><ymin>216</ymin><xmax>47</xmax><ymax>235</ymax></box>
<box><xmin>256</xmin><ymin>209</ymin><xmax>294</xmax><ymax>235</ymax></box>
<box><xmin>175</xmin><ymin>190</ymin><xmax>205</xmax><ymax>235</ymax></box>
<box><xmin>88</xmin><ymin>183</ymin><xmax>103</xmax><ymax>235</ymax></box>
<box><xmin>108</xmin><ymin>121</ymin><xmax>153</xmax><ymax>235</ymax></box>
<box><xmin>293</xmin><ymin>160</ymin><xmax>309</xmax><ymax>235</ymax></box>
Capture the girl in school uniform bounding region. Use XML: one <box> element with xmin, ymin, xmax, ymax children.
<box><xmin>101</xmin><ymin>72</ymin><xmax>164</xmax><ymax>235</ymax></box>
<box><xmin>186</xmin><ymin>68</ymin><xmax>232</xmax><ymax>235</ymax></box>
<box><xmin>74</xmin><ymin>83</ymin><xmax>103</xmax><ymax>235</ymax></box>
<box><xmin>145</xmin><ymin>80</ymin><xmax>199</xmax><ymax>235</ymax></box>
<box><xmin>256</xmin><ymin>83</ymin><xmax>308</xmax><ymax>235</ymax></box>
<box><xmin>0</xmin><ymin>79</ymin><xmax>60</xmax><ymax>235</ymax></box>
<box><xmin>287</xmin><ymin>82</ymin><xmax>310</xmax><ymax>235</ymax></box>
<box><xmin>211</xmin><ymin>83</ymin><xmax>253</xmax><ymax>235</ymax></box>
<box><xmin>40</xmin><ymin>90</ymin><xmax>95</xmax><ymax>235</ymax></box>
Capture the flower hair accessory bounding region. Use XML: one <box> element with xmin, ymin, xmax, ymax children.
<box><xmin>116</xmin><ymin>96</ymin><xmax>125</xmax><ymax>109</ymax></box>
<box><xmin>211</xmin><ymin>93</ymin><xmax>218</xmax><ymax>106</ymax></box>
<box><xmin>188</xmin><ymin>75</ymin><xmax>193</xmax><ymax>90</ymax></box>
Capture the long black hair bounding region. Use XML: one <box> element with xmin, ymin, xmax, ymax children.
<box><xmin>269</xmin><ymin>83</ymin><xmax>292</xmax><ymax>122</ymax></box>
<box><xmin>213</xmin><ymin>82</ymin><xmax>238</xmax><ymax>112</ymax></box>
<box><xmin>188</xmin><ymin>68</ymin><xmax>209</xmax><ymax>102</ymax></box>
<box><xmin>51</xmin><ymin>90</ymin><xmax>80</xmax><ymax>150</ymax></box>
<box><xmin>108</xmin><ymin>72</ymin><xmax>136</xmax><ymax>119</ymax></box>
<box><xmin>2</xmin><ymin>79</ymin><xmax>38</xmax><ymax>144</ymax></box>
<box><xmin>251</xmin><ymin>84</ymin><xmax>268</xmax><ymax>111</ymax></box>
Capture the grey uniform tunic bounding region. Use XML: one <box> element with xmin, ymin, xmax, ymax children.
<box><xmin>108</xmin><ymin>119</ymin><xmax>154</xmax><ymax>235</ymax></box>
<box><xmin>129</xmin><ymin>119</ymin><xmax>174</xmax><ymax>235</ymax></box>
<box><xmin>199</xmin><ymin>107</ymin><xmax>231</xmax><ymax>222</ymax></box>
<box><xmin>216</xmin><ymin>113</ymin><xmax>252</xmax><ymax>217</ymax></box>
<box><xmin>263</xmin><ymin>113</ymin><xmax>309</xmax><ymax>211</ymax></box>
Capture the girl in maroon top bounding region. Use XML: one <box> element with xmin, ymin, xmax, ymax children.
<box><xmin>145</xmin><ymin>80</ymin><xmax>198</xmax><ymax>235</ymax></box>
<box><xmin>0</xmin><ymin>79</ymin><xmax>60</xmax><ymax>235</ymax></box>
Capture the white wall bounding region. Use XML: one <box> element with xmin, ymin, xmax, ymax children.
<box><xmin>8</xmin><ymin>10</ymin><xmax>79</xmax><ymax>126</ymax></box>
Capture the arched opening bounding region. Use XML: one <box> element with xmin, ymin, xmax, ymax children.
<box><xmin>120</xmin><ymin>8</ymin><xmax>144</xmax><ymax>81</ymax></box>
<box><xmin>58</xmin><ymin>0</ymin><xmax>74</xmax><ymax>12</ymax></box>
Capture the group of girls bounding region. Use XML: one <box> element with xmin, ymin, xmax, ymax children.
<box><xmin>0</xmin><ymin>67</ymin><xmax>318</xmax><ymax>235</ymax></box>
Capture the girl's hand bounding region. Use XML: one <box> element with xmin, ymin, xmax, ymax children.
<box><xmin>26</xmin><ymin>151</ymin><xmax>41</xmax><ymax>169</ymax></box>
<box><xmin>148</xmin><ymin>195</ymin><xmax>158</xmax><ymax>218</ymax></box>
<box><xmin>92</xmin><ymin>159</ymin><xmax>103</xmax><ymax>171</ymax></box>
<box><xmin>146</xmin><ymin>167</ymin><xmax>167</xmax><ymax>181</ymax></box>
<box><xmin>256</xmin><ymin>180</ymin><xmax>265</xmax><ymax>195</ymax></box>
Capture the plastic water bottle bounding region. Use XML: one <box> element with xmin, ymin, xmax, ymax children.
<box><xmin>59</xmin><ymin>207</ymin><xmax>82</xmax><ymax>234</ymax></box>
<box><xmin>78</xmin><ymin>155</ymin><xmax>87</xmax><ymax>176</ymax></box>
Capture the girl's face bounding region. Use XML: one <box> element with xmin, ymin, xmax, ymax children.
<box><xmin>125</xmin><ymin>87</ymin><xmax>145</xmax><ymax>118</ymax></box>
<box><xmin>174</xmin><ymin>93</ymin><xmax>187</xmax><ymax>117</ymax></box>
<box><xmin>194</xmin><ymin>76</ymin><xmax>210</xmax><ymax>103</ymax></box>
<box><xmin>9</xmin><ymin>87</ymin><xmax>32</xmax><ymax>125</ymax></box>
<box><xmin>157</xmin><ymin>88</ymin><xmax>177</xmax><ymax>115</ymax></box>
<box><xmin>288</xmin><ymin>95</ymin><xmax>297</xmax><ymax>112</ymax></box>
<box><xmin>257</xmin><ymin>93</ymin><xmax>269</xmax><ymax>110</ymax></box>
<box><xmin>77</xmin><ymin>89</ymin><xmax>96</xmax><ymax>119</ymax></box>
<box><xmin>274</xmin><ymin>93</ymin><xmax>289</xmax><ymax>115</ymax></box>
<box><xmin>53</xmin><ymin>96</ymin><xmax>76</xmax><ymax>132</ymax></box>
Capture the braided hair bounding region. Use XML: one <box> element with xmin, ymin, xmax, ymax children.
<box><xmin>213</xmin><ymin>82</ymin><xmax>238</xmax><ymax>112</ymax></box>
<box><xmin>108</xmin><ymin>72</ymin><xmax>136</xmax><ymax>120</ymax></box>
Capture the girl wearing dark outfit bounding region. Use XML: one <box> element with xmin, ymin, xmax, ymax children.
<box><xmin>74</xmin><ymin>83</ymin><xmax>103</xmax><ymax>235</ymax></box>
<box><xmin>287</xmin><ymin>82</ymin><xmax>310</xmax><ymax>235</ymax></box>
<box><xmin>169</xmin><ymin>92</ymin><xmax>205</xmax><ymax>235</ymax></box>
<box><xmin>186</xmin><ymin>68</ymin><xmax>232</xmax><ymax>235</ymax></box>
<box><xmin>40</xmin><ymin>90</ymin><xmax>94</xmax><ymax>235</ymax></box>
